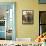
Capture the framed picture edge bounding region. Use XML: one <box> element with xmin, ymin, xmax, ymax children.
<box><xmin>22</xmin><ymin>10</ymin><xmax>34</xmax><ymax>24</ymax></box>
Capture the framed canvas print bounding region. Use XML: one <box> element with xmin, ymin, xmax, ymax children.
<box><xmin>0</xmin><ymin>2</ymin><xmax>16</xmax><ymax>40</ymax></box>
<box><xmin>39</xmin><ymin>0</ymin><xmax>46</xmax><ymax>4</ymax></box>
<box><xmin>22</xmin><ymin>10</ymin><xmax>34</xmax><ymax>24</ymax></box>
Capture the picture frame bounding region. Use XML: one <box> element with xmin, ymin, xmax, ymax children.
<box><xmin>22</xmin><ymin>10</ymin><xmax>34</xmax><ymax>24</ymax></box>
<box><xmin>39</xmin><ymin>0</ymin><xmax>46</xmax><ymax>4</ymax></box>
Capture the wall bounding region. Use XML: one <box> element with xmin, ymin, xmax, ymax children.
<box><xmin>16</xmin><ymin>0</ymin><xmax>39</xmax><ymax>40</ymax></box>
<box><xmin>0</xmin><ymin>0</ymin><xmax>46</xmax><ymax>41</ymax></box>
<box><xmin>39</xmin><ymin>4</ymin><xmax>46</xmax><ymax>11</ymax></box>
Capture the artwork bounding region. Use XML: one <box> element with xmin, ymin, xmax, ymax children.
<box><xmin>22</xmin><ymin>10</ymin><xmax>34</xmax><ymax>24</ymax></box>
<box><xmin>39</xmin><ymin>0</ymin><xmax>46</xmax><ymax>4</ymax></box>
